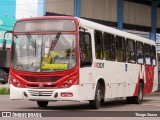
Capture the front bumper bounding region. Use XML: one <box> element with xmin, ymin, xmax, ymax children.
<box><xmin>10</xmin><ymin>84</ymin><xmax>79</xmax><ymax>101</ymax></box>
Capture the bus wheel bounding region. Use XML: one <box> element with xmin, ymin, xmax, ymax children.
<box><xmin>132</xmin><ymin>82</ymin><xmax>144</xmax><ymax>104</ymax></box>
<box><xmin>37</xmin><ymin>101</ymin><xmax>49</xmax><ymax>107</ymax></box>
<box><xmin>89</xmin><ymin>82</ymin><xmax>102</xmax><ymax>109</ymax></box>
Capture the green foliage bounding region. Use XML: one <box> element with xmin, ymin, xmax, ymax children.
<box><xmin>0</xmin><ymin>87</ymin><xmax>10</xmax><ymax>95</ymax></box>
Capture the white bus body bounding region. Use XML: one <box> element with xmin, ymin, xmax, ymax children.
<box><xmin>10</xmin><ymin>17</ymin><xmax>158</xmax><ymax>109</ymax></box>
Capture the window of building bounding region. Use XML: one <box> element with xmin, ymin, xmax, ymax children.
<box><xmin>116</xmin><ymin>36</ymin><xmax>126</xmax><ymax>62</ymax></box>
<box><xmin>126</xmin><ymin>39</ymin><xmax>136</xmax><ymax>63</ymax></box>
<box><xmin>136</xmin><ymin>42</ymin><xmax>144</xmax><ymax>64</ymax></box>
<box><xmin>94</xmin><ymin>30</ymin><xmax>103</xmax><ymax>59</ymax></box>
<box><xmin>103</xmin><ymin>32</ymin><xmax>115</xmax><ymax>60</ymax></box>
<box><xmin>79</xmin><ymin>31</ymin><xmax>92</xmax><ymax>67</ymax></box>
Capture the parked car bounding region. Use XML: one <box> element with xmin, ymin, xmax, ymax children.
<box><xmin>0</xmin><ymin>69</ymin><xmax>8</xmax><ymax>84</ymax></box>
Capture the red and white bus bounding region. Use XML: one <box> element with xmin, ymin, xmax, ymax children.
<box><xmin>8</xmin><ymin>16</ymin><xmax>158</xmax><ymax>109</ymax></box>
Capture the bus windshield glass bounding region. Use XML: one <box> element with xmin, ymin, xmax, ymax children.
<box><xmin>12</xmin><ymin>33</ymin><xmax>76</xmax><ymax>72</ymax></box>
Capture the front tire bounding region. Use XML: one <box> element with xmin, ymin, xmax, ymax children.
<box><xmin>37</xmin><ymin>101</ymin><xmax>48</xmax><ymax>107</ymax></box>
<box><xmin>132</xmin><ymin>82</ymin><xmax>144</xmax><ymax>104</ymax></box>
<box><xmin>89</xmin><ymin>83</ymin><xmax>102</xmax><ymax>109</ymax></box>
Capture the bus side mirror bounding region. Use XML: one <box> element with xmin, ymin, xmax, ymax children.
<box><xmin>2</xmin><ymin>31</ymin><xmax>13</xmax><ymax>50</ymax></box>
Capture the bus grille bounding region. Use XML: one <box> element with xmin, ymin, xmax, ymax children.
<box><xmin>28</xmin><ymin>90</ymin><xmax>53</xmax><ymax>96</ymax></box>
<box><xmin>22</xmin><ymin>76</ymin><xmax>63</xmax><ymax>82</ymax></box>
<box><xmin>27</xmin><ymin>84</ymin><xmax>57</xmax><ymax>88</ymax></box>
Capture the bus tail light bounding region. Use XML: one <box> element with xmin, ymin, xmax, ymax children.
<box><xmin>61</xmin><ymin>92</ymin><xmax>73</xmax><ymax>97</ymax></box>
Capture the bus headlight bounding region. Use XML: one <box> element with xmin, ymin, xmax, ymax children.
<box><xmin>11</xmin><ymin>78</ymin><xmax>24</xmax><ymax>88</ymax></box>
<box><xmin>64</xmin><ymin>83</ymin><xmax>68</xmax><ymax>88</ymax></box>
<box><xmin>68</xmin><ymin>80</ymin><xmax>73</xmax><ymax>83</ymax></box>
<box><xmin>58</xmin><ymin>75</ymin><xmax>78</xmax><ymax>88</ymax></box>
<box><xmin>12</xmin><ymin>79</ymin><xmax>17</xmax><ymax>83</ymax></box>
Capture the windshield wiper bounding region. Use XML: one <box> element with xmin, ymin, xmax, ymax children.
<box><xmin>26</xmin><ymin>33</ymin><xmax>36</xmax><ymax>48</ymax></box>
<box><xmin>26</xmin><ymin>33</ymin><xmax>37</xmax><ymax>57</ymax></box>
<box><xmin>48</xmin><ymin>32</ymin><xmax>61</xmax><ymax>57</ymax></box>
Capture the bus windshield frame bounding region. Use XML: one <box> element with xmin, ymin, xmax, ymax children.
<box><xmin>11</xmin><ymin>18</ymin><xmax>78</xmax><ymax>72</ymax></box>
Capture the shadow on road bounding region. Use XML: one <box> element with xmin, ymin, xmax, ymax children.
<box><xmin>17</xmin><ymin>98</ymin><xmax>154</xmax><ymax>111</ymax></box>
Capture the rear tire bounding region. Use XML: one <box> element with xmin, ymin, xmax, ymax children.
<box><xmin>132</xmin><ymin>82</ymin><xmax>144</xmax><ymax>104</ymax></box>
<box><xmin>37</xmin><ymin>101</ymin><xmax>48</xmax><ymax>107</ymax></box>
<box><xmin>89</xmin><ymin>83</ymin><xmax>102</xmax><ymax>109</ymax></box>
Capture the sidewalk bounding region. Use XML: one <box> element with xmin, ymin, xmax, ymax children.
<box><xmin>0</xmin><ymin>83</ymin><xmax>9</xmax><ymax>88</ymax></box>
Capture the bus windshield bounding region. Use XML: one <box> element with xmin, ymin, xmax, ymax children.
<box><xmin>12</xmin><ymin>33</ymin><xmax>76</xmax><ymax>72</ymax></box>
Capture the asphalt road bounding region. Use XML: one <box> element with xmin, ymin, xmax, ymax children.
<box><xmin>0</xmin><ymin>83</ymin><xmax>160</xmax><ymax>119</ymax></box>
<box><xmin>0</xmin><ymin>93</ymin><xmax>160</xmax><ymax>111</ymax></box>
<box><xmin>0</xmin><ymin>92</ymin><xmax>160</xmax><ymax>111</ymax></box>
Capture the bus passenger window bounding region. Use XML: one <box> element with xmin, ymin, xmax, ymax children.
<box><xmin>94</xmin><ymin>30</ymin><xmax>103</xmax><ymax>59</ymax></box>
<box><xmin>136</xmin><ymin>42</ymin><xmax>144</xmax><ymax>64</ymax></box>
<box><xmin>103</xmin><ymin>33</ymin><xmax>115</xmax><ymax>60</ymax></box>
<box><xmin>144</xmin><ymin>44</ymin><xmax>151</xmax><ymax>65</ymax></box>
<box><xmin>116</xmin><ymin>36</ymin><xmax>125</xmax><ymax>62</ymax></box>
<box><xmin>126</xmin><ymin>39</ymin><xmax>135</xmax><ymax>63</ymax></box>
<box><xmin>79</xmin><ymin>32</ymin><xmax>92</xmax><ymax>67</ymax></box>
<box><xmin>151</xmin><ymin>46</ymin><xmax>156</xmax><ymax>66</ymax></box>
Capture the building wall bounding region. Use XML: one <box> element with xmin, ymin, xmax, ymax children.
<box><xmin>0</xmin><ymin>0</ymin><xmax>16</xmax><ymax>49</ymax></box>
<box><xmin>46</xmin><ymin>0</ymin><xmax>74</xmax><ymax>16</ymax></box>
<box><xmin>0</xmin><ymin>0</ymin><xmax>16</xmax><ymax>18</ymax></box>
<box><xmin>45</xmin><ymin>0</ymin><xmax>160</xmax><ymax>29</ymax></box>
<box><xmin>124</xmin><ymin>1</ymin><xmax>151</xmax><ymax>27</ymax></box>
<box><xmin>80</xmin><ymin>0</ymin><xmax>117</xmax><ymax>22</ymax></box>
<box><xmin>80</xmin><ymin>1</ymin><xmax>160</xmax><ymax>29</ymax></box>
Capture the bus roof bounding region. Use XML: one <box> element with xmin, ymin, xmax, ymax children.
<box><xmin>15</xmin><ymin>16</ymin><xmax>156</xmax><ymax>46</ymax></box>
<box><xmin>78</xmin><ymin>17</ymin><xmax>156</xmax><ymax>46</ymax></box>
